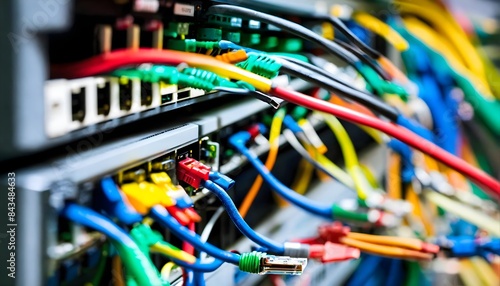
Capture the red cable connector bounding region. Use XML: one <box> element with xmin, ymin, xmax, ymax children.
<box><xmin>177</xmin><ymin>158</ymin><xmax>211</xmax><ymax>189</ymax></box>
<box><xmin>165</xmin><ymin>205</ymin><xmax>191</xmax><ymax>226</ymax></box>
<box><xmin>183</xmin><ymin>207</ymin><xmax>202</xmax><ymax>223</ymax></box>
<box><xmin>247</xmin><ymin>124</ymin><xmax>261</xmax><ymax>139</ymax></box>
<box><xmin>318</xmin><ymin>221</ymin><xmax>350</xmax><ymax>244</ymax></box>
<box><xmin>309</xmin><ymin>242</ymin><xmax>360</xmax><ymax>263</ymax></box>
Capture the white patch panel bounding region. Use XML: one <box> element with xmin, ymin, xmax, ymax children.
<box><xmin>44</xmin><ymin>77</ymin><xmax>205</xmax><ymax>138</ymax></box>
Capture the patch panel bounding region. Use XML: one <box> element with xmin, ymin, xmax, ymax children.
<box><xmin>44</xmin><ymin>76</ymin><xmax>214</xmax><ymax>138</ymax></box>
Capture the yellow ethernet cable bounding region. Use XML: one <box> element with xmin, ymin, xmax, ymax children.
<box><xmin>402</xmin><ymin>17</ymin><xmax>494</xmax><ymax>99</ymax></box>
<box><xmin>150</xmin><ymin>243</ymin><xmax>197</xmax><ymax>264</ymax></box>
<box><xmin>353</xmin><ymin>12</ymin><xmax>409</xmax><ymax>51</ymax></box>
<box><xmin>396</xmin><ymin>0</ymin><xmax>486</xmax><ymax>81</ymax></box>
<box><xmin>319</xmin><ymin>112</ymin><xmax>373</xmax><ymax>200</ymax></box>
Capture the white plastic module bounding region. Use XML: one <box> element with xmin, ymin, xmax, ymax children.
<box><xmin>44</xmin><ymin>77</ymin><xmax>206</xmax><ymax>138</ymax></box>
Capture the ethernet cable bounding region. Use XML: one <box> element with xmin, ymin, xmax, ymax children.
<box><xmin>398</xmin><ymin>18</ymin><xmax>500</xmax><ymax>137</ymax></box>
<box><xmin>239</xmin><ymin>108</ymin><xmax>286</xmax><ymax>218</ymax></box>
<box><xmin>284</xmin><ymin>114</ymin><xmax>412</xmax><ymax>217</ymax></box>
<box><xmin>116</xmin><ymin>179</ymin><xmax>302</xmax><ymax>273</ymax></box>
<box><xmin>282</xmin><ymin>126</ymin><xmax>354</xmax><ymax>188</ymax></box>
<box><xmin>150</xmin><ymin>206</ymin><xmax>307</xmax><ymax>275</ymax></box>
<box><xmin>273</xmin><ymin>57</ymin><xmax>438</xmax><ymax>144</ymax></box>
<box><xmin>205</xmin><ymin>5</ymin><xmax>391</xmax><ymax>81</ymax></box>
<box><xmin>50</xmin><ymin>48</ymin><xmax>273</xmax><ymax>92</ymax></box>
<box><xmin>177</xmin><ymin>158</ymin><xmax>362</xmax><ymax>261</ymax></box>
<box><xmin>229</xmin><ymin>131</ymin><xmax>398</xmax><ymax>226</ymax></box>
<box><xmin>350</xmin><ymin>11</ymin><xmax>409</xmax><ymax>52</ymax></box>
<box><xmin>179</xmin><ymin>160</ymin><xmax>362</xmax><ymax>257</ymax></box>
<box><xmin>60</xmin><ymin>203</ymin><xmax>165</xmax><ymax>286</ymax></box>
<box><xmin>52</xmin><ymin>48</ymin><xmax>500</xmax><ymax>196</ymax></box>
<box><xmin>424</xmin><ymin>191</ymin><xmax>500</xmax><ymax>237</ymax></box>
<box><xmin>160</xmin><ymin>262</ymin><xmax>177</xmax><ymax>281</ymax></box>
<box><xmin>202</xmin><ymin>179</ymin><xmax>285</xmax><ymax>254</ymax></box>
<box><xmin>319</xmin><ymin>113</ymin><xmax>374</xmax><ymax>200</ymax></box>
<box><xmin>231</xmin><ymin>133</ymin><xmax>333</xmax><ymax>219</ymax></box>
<box><xmin>395</xmin><ymin>0</ymin><xmax>488</xmax><ymax>85</ymax></box>
<box><xmin>115</xmin><ymin>180</ymin><xmax>295</xmax><ymax>273</ymax></box>
<box><xmin>301</xmin><ymin>222</ymin><xmax>439</xmax><ymax>260</ymax></box>
<box><xmin>275</xmin><ymin>56</ymin><xmax>401</xmax><ymax>120</ymax></box>
<box><xmin>268</xmin><ymin>86</ymin><xmax>500</xmax><ymax>197</ymax></box>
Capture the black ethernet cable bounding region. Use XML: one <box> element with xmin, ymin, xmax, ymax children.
<box><xmin>273</xmin><ymin>57</ymin><xmax>400</xmax><ymax>121</ymax></box>
<box><xmin>334</xmin><ymin>38</ymin><xmax>389</xmax><ymax>81</ymax></box>
<box><xmin>205</xmin><ymin>5</ymin><xmax>389</xmax><ymax>81</ymax></box>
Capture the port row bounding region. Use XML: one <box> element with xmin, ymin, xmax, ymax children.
<box><xmin>45</xmin><ymin>77</ymin><xmax>205</xmax><ymax>138</ymax></box>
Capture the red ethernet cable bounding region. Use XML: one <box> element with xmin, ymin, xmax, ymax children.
<box><xmin>270</xmin><ymin>86</ymin><xmax>500</xmax><ymax>198</ymax></box>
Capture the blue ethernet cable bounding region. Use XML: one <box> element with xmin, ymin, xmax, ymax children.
<box><xmin>201</xmin><ymin>179</ymin><xmax>285</xmax><ymax>254</ymax></box>
<box><xmin>346</xmin><ymin>254</ymin><xmax>383</xmax><ymax>286</ymax></box>
<box><xmin>170</xmin><ymin>257</ymin><xmax>224</xmax><ymax>273</ymax></box>
<box><xmin>385</xmin><ymin>259</ymin><xmax>404</xmax><ymax>286</ymax></box>
<box><xmin>61</xmin><ymin>203</ymin><xmax>138</xmax><ymax>252</ymax></box>
<box><xmin>218</xmin><ymin>40</ymin><xmax>262</xmax><ymax>53</ymax></box>
<box><xmin>97</xmin><ymin>177</ymin><xmax>143</xmax><ymax>224</ymax></box>
<box><xmin>208</xmin><ymin>172</ymin><xmax>235</xmax><ymax>191</ymax></box>
<box><xmin>150</xmin><ymin>205</ymin><xmax>241</xmax><ymax>264</ymax></box>
<box><xmin>185</xmin><ymin>270</ymin><xmax>195</xmax><ymax>286</ymax></box>
<box><xmin>194</xmin><ymin>271</ymin><xmax>205</xmax><ymax>286</ymax></box>
<box><xmin>229</xmin><ymin>131</ymin><xmax>333</xmax><ymax>219</ymax></box>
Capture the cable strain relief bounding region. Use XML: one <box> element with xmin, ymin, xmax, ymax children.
<box><xmin>239</xmin><ymin>251</ymin><xmax>266</xmax><ymax>274</ymax></box>
<box><xmin>283</xmin><ymin>242</ymin><xmax>310</xmax><ymax>258</ymax></box>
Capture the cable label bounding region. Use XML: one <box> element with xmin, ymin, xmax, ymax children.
<box><xmin>173</xmin><ymin>3</ymin><xmax>195</xmax><ymax>17</ymax></box>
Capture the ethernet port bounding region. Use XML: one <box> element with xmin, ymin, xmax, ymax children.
<box><xmin>141</xmin><ymin>82</ymin><xmax>153</xmax><ymax>106</ymax></box>
<box><xmin>119</xmin><ymin>78</ymin><xmax>132</xmax><ymax>111</ymax></box>
<box><xmin>71</xmin><ymin>87</ymin><xmax>86</xmax><ymax>122</ymax></box>
<box><xmin>97</xmin><ymin>81</ymin><xmax>111</xmax><ymax>116</ymax></box>
<box><xmin>161</xmin><ymin>93</ymin><xmax>173</xmax><ymax>105</ymax></box>
<box><xmin>177</xmin><ymin>89</ymin><xmax>191</xmax><ymax>100</ymax></box>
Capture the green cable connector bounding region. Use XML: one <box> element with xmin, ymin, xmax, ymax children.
<box><xmin>181</xmin><ymin>67</ymin><xmax>240</xmax><ymax>89</ymax></box>
<box><xmin>357</xmin><ymin>63</ymin><xmax>409</xmax><ymax>101</ymax></box>
<box><xmin>331</xmin><ymin>204</ymin><xmax>369</xmax><ymax>222</ymax></box>
<box><xmin>236</xmin><ymin>52</ymin><xmax>281</xmax><ymax>79</ymax></box>
<box><xmin>291</xmin><ymin>106</ymin><xmax>308</xmax><ymax>121</ymax></box>
<box><xmin>130</xmin><ymin>224</ymin><xmax>163</xmax><ymax>255</ymax></box>
<box><xmin>239</xmin><ymin>251</ymin><xmax>265</xmax><ymax>274</ymax></box>
<box><xmin>112</xmin><ymin>65</ymin><xmax>243</xmax><ymax>92</ymax></box>
<box><xmin>234</xmin><ymin>80</ymin><xmax>256</xmax><ymax>91</ymax></box>
<box><xmin>167</xmin><ymin>39</ymin><xmax>220</xmax><ymax>52</ymax></box>
<box><xmin>113</xmin><ymin>242</ymin><xmax>165</xmax><ymax>286</ymax></box>
<box><xmin>164</xmin><ymin>22</ymin><xmax>190</xmax><ymax>38</ymax></box>
<box><xmin>239</xmin><ymin>251</ymin><xmax>307</xmax><ymax>275</ymax></box>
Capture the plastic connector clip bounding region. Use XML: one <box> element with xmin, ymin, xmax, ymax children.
<box><xmin>209</xmin><ymin>172</ymin><xmax>235</xmax><ymax>191</ymax></box>
<box><xmin>130</xmin><ymin>224</ymin><xmax>163</xmax><ymax>254</ymax></box>
<box><xmin>309</xmin><ymin>242</ymin><xmax>360</xmax><ymax>263</ymax></box>
<box><xmin>98</xmin><ymin>177</ymin><xmax>143</xmax><ymax>225</ymax></box>
<box><xmin>177</xmin><ymin>158</ymin><xmax>211</xmax><ymax>189</ymax></box>
<box><xmin>120</xmin><ymin>182</ymin><xmax>176</xmax><ymax>214</ymax></box>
